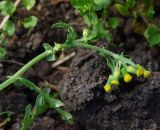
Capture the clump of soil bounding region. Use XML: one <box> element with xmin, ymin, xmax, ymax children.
<box><xmin>59</xmin><ymin>43</ymin><xmax>160</xmax><ymax>130</ymax></box>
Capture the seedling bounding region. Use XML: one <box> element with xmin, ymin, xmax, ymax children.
<box><xmin>0</xmin><ymin>0</ymin><xmax>152</xmax><ymax>129</ymax></box>
<box><xmin>0</xmin><ymin>0</ymin><xmax>37</xmax><ymax>59</ymax></box>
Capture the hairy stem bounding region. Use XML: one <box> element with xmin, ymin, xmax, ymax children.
<box><xmin>0</xmin><ymin>51</ymin><xmax>51</xmax><ymax>91</ymax></box>
<box><xmin>0</xmin><ymin>42</ymin><xmax>136</xmax><ymax>91</ymax></box>
<box><xmin>72</xmin><ymin>42</ymin><xmax>136</xmax><ymax>67</ymax></box>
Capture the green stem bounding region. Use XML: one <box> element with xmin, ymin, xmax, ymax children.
<box><xmin>0</xmin><ymin>51</ymin><xmax>51</xmax><ymax>91</ymax></box>
<box><xmin>71</xmin><ymin>42</ymin><xmax>136</xmax><ymax>67</ymax></box>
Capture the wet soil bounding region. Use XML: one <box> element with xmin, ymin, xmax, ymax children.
<box><xmin>0</xmin><ymin>0</ymin><xmax>160</xmax><ymax>130</ymax></box>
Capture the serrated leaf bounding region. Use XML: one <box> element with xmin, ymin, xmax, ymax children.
<box><xmin>0</xmin><ymin>1</ymin><xmax>15</xmax><ymax>15</ymax></box>
<box><xmin>2</xmin><ymin>20</ymin><xmax>15</xmax><ymax>36</ymax></box>
<box><xmin>144</xmin><ymin>25</ymin><xmax>160</xmax><ymax>46</ymax></box>
<box><xmin>0</xmin><ymin>47</ymin><xmax>6</xmax><ymax>60</ymax></box>
<box><xmin>23</xmin><ymin>16</ymin><xmax>38</xmax><ymax>28</ymax></box>
<box><xmin>108</xmin><ymin>17</ymin><xmax>119</xmax><ymax>29</ymax></box>
<box><xmin>22</xmin><ymin>0</ymin><xmax>36</xmax><ymax>10</ymax></box>
<box><xmin>115</xmin><ymin>4</ymin><xmax>129</xmax><ymax>16</ymax></box>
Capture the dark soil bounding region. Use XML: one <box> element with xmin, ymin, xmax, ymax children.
<box><xmin>0</xmin><ymin>0</ymin><xmax>160</xmax><ymax>130</ymax></box>
<box><xmin>59</xmin><ymin>43</ymin><xmax>160</xmax><ymax>130</ymax></box>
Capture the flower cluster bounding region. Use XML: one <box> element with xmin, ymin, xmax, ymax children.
<box><xmin>104</xmin><ymin>64</ymin><xmax>151</xmax><ymax>92</ymax></box>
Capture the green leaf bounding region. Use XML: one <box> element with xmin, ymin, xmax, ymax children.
<box><xmin>44</xmin><ymin>94</ymin><xmax>64</xmax><ymax>108</ymax></box>
<box><xmin>22</xmin><ymin>0</ymin><xmax>36</xmax><ymax>10</ymax></box>
<box><xmin>71</xmin><ymin>0</ymin><xmax>93</xmax><ymax>14</ymax></box>
<box><xmin>56</xmin><ymin>108</ymin><xmax>73</xmax><ymax>124</ymax></box>
<box><xmin>17</xmin><ymin>77</ymin><xmax>41</xmax><ymax>93</ymax></box>
<box><xmin>43</xmin><ymin>43</ymin><xmax>53</xmax><ymax>51</ymax></box>
<box><xmin>0</xmin><ymin>47</ymin><xmax>6</xmax><ymax>60</ymax></box>
<box><xmin>0</xmin><ymin>1</ymin><xmax>15</xmax><ymax>15</ymax></box>
<box><xmin>146</xmin><ymin>5</ymin><xmax>155</xmax><ymax>20</ymax></box>
<box><xmin>94</xmin><ymin>0</ymin><xmax>111</xmax><ymax>9</ymax></box>
<box><xmin>34</xmin><ymin>94</ymin><xmax>47</xmax><ymax>115</ymax></box>
<box><xmin>115</xmin><ymin>4</ymin><xmax>129</xmax><ymax>16</ymax></box>
<box><xmin>43</xmin><ymin>43</ymin><xmax>56</xmax><ymax>61</ymax></box>
<box><xmin>92</xmin><ymin>20</ymin><xmax>111</xmax><ymax>41</ymax></box>
<box><xmin>108</xmin><ymin>17</ymin><xmax>119</xmax><ymax>29</ymax></box>
<box><xmin>144</xmin><ymin>25</ymin><xmax>160</xmax><ymax>46</ymax></box>
<box><xmin>46</xmin><ymin>54</ymin><xmax>56</xmax><ymax>61</ymax></box>
<box><xmin>23</xmin><ymin>16</ymin><xmax>38</xmax><ymax>28</ymax></box>
<box><xmin>2</xmin><ymin>20</ymin><xmax>15</xmax><ymax>36</ymax></box>
<box><xmin>126</xmin><ymin>0</ymin><xmax>135</xmax><ymax>8</ymax></box>
<box><xmin>52</xmin><ymin>22</ymin><xmax>77</xmax><ymax>44</ymax></box>
<box><xmin>51</xmin><ymin>21</ymin><xmax>72</xmax><ymax>30</ymax></box>
<box><xmin>20</xmin><ymin>104</ymin><xmax>35</xmax><ymax>130</ymax></box>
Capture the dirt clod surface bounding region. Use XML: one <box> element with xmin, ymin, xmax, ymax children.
<box><xmin>59</xmin><ymin>44</ymin><xmax>160</xmax><ymax>130</ymax></box>
<box><xmin>0</xmin><ymin>1</ymin><xmax>160</xmax><ymax>130</ymax></box>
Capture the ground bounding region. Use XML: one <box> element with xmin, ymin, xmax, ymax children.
<box><xmin>0</xmin><ymin>0</ymin><xmax>160</xmax><ymax>130</ymax></box>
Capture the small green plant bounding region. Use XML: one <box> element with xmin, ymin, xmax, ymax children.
<box><xmin>113</xmin><ymin>0</ymin><xmax>160</xmax><ymax>46</ymax></box>
<box><xmin>0</xmin><ymin>0</ymin><xmax>37</xmax><ymax>59</ymax></box>
<box><xmin>0</xmin><ymin>0</ymin><xmax>152</xmax><ymax>129</ymax></box>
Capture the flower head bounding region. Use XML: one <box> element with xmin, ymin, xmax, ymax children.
<box><xmin>143</xmin><ymin>70</ymin><xmax>151</xmax><ymax>78</ymax></box>
<box><xmin>136</xmin><ymin>68</ymin><xmax>143</xmax><ymax>77</ymax></box>
<box><xmin>124</xmin><ymin>74</ymin><xmax>132</xmax><ymax>83</ymax></box>
<box><xmin>104</xmin><ymin>84</ymin><xmax>111</xmax><ymax>92</ymax></box>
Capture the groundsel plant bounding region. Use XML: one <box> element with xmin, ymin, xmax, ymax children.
<box><xmin>0</xmin><ymin>0</ymin><xmax>151</xmax><ymax>129</ymax></box>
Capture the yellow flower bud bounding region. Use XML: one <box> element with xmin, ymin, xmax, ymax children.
<box><xmin>104</xmin><ymin>84</ymin><xmax>112</xmax><ymax>92</ymax></box>
<box><xmin>136</xmin><ymin>68</ymin><xmax>143</xmax><ymax>77</ymax></box>
<box><xmin>111</xmin><ymin>80</ymin><xmax>119</xmax><ymax>86</ymax></box>
<box><xmin>124</xmin><ymin>74</ymin><xmax>132</xmax><ymax>83</ymax></box>
<box><xmin>144</xmin><ymin>70</ymin><xmax>151</xmax><ymax>78</ymax></box>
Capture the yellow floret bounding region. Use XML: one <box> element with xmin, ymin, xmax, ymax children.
<box><xmin>144</xmin><ymin>70</ymin><xmax>151</xmax><ymax>78</ymax></box>
<box><xmin>136</xmin><ymin>68</ymin><xmax>143</xmax><ymax>77</ymax></box>
<box><xmin>124</xmin><ymin>74</ymin><xmax>132</xmax><ymax>83</ymax></box>
<box><xmin>111</xmin><ymin>80</ymin><xmax>119</xmax><ymax>86</ymax></box>
<box><xmin>104</xmin><ymin>84</ymin><xmax>112</xmax><ymax>92</ymax></box>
